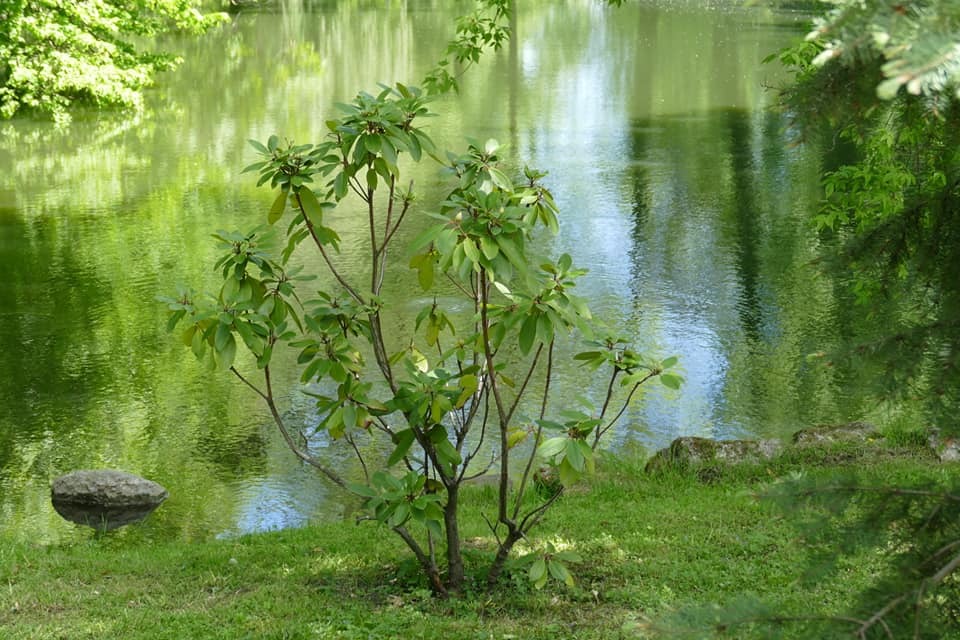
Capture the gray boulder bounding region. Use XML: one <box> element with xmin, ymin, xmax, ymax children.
<box><xmin>928</xmin><ymin>430</ymin><xmax>960</xmax><ymax>463</ymax></box>
<box><xmin>791</xmin><ymin>421</ymin><xmax>880</xmax><ymax>446</ymax></box>
<box><xmin>51</xmin><ymin>470</ymin><xmax>168</xmax><ymax>531</ymax></box>
<box><xmin>645</xmin><ymin>436</ymin><xmax>783</xmax><ymax>473</ymax></box>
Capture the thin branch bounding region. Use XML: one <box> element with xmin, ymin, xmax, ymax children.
<box><xmin>370</xmin><ymin>415</ymin><xmax>395</xmax><ymax>436</ymax></box>
<box><xmin>597</xmin><ymin>367</ymin><xmax>620</xmax><ymax>420</ymax></box>
<box><xmin>382</xmin><ymin>176</ymin><xmax>396</xmax><ymax>246</ymax></box>
<box><xmin>367</xmin><ymin>186</ymin><xmax>379</xmax><ymax>294</ymax></box>
<box><xmin>460</xmin><ymin>386</ymin><xmax>492</xmax><ymax>480</ymax></box>
<box><xmin>481</xmin><ymin>512</ymin><xmax>503</xmax><ymax>547</ymax></box>
<box><xmin>345</xmin><ymin>432</ymin><xmax>369</xmax><ymax>484</ymax></box>
<box><xmin>444</xmin><ymin>271</ymin><xmax>475</xmax><ymax>298</ymax></box>
<box><xmin>348</xmin><ymin>175</ymin><xmax>368</xmax><ymax>201</ymax></box>
<box><xmin>381</xmin><ymin>181</ymin><xmax>414</xmax><ymax>249</ymax></box>
<box><xmin>928</xmin><ymin>549</ymin><xmax>960</xmax><ymax>586</ymax></box>
<box><xmin>461</xmin><ymin>453</ymin><xmax>497</xmax><ymax>482</ymax></box>
<box><xmin>229</xmin><ymin>366</ymin><xmax>267</xmax><ymax>400</ymax></box>
<box><xmin>513</xmin><ymin>340</ymin><xmax>554</xmax><ymax>521</ymax></box>
<box><xmin>593</xmin><ymin>372</ymin><xmax>657</xmax><ymax>449</ymax></box>
<box><xmin>929</xmin><ymin>539</ymin><xmax>960</xmax><ymax>563</ymax></box>
<box><xmin>519</xmin><ymin>486</ymin><xmax>565</xmax><ymax>534</ymax></box>
<box><xmin>295</xmin><ymin>193</ymin><xmax>364</xmax><ymax>303</ymax></box>
<box><xmin>479</xmin><ymin>269</ymin><xmax>513</xmax><ymax>528</ymax></box>
<box><xmin>856</xmin><ymin>593</ymin><xmax>906</xmax><ymax>639</ymax></box>
<box><xmin>392</xmin><ymin>524</ymin><xmax>446</xmax><ymax>597</ymax></box>
<box><xmin>504</xmin><ymin>342</ymin><xmax>543</xmax><ymax>427</ymax></box>
<box><xmin>261</xmin><ymin>366</ymin><xmax>347</xmax><ymax>489</ymax></box>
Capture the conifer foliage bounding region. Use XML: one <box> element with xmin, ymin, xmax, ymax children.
<box><xmin>645</xmin><ymin>3</ymin><xmax>960</xmax><ymax>637</ymax></box>
<box><xmin>771</xmin><ymin>0</ymin><xmax>960</xmax><ymax>432</ymax></box>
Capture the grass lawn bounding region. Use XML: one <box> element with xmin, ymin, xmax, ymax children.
<box><xmin>2</xmin><ymin>447</ymin><xmax>957</xmax><ymax>639</ymax></box>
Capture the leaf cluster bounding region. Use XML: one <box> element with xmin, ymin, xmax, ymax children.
<box><xmin>0</xmin><ymin>0</ymin><xmax>227</xmax><ymax>123</ymax></box>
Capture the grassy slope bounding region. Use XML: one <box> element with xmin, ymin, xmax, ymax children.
<box><xmin>1</xmin><ymin>449</ymin><xmax>956</xmax><ymax>639</ymax></box>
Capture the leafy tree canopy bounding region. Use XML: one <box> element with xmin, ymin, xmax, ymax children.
<box><xmin>772</xmin><ymin>0</ymin><xmax>960</xmax><ymax>432</ymax></box>
<box><xmin>651</xmin><ymin>3</ymin><xmax>960</xmax><ymax>637</ymax></box>
<box><xmin>0</xmin><ymin>0</ymin><xmax>226</xmax><ymax>124</ymax></box>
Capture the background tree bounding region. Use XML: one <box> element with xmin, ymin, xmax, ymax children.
<box><xmin>0</xmin><ymin>0</ymin><xmax>226</xmax><ymax>124</ymax></box>
<box><xmin>773</xmin><ymin>0</ymin><xmax>960</xmax><ymax>431</ymax></box>
<box><xmin>646</xmin><ymin>2</ymin><xmax>960</xmax><ymax>636</ymax></box>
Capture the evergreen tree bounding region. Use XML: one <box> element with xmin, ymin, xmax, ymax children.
<box><xmin>648</xmin><ymin>3</ymin><xmax>960</xmax><ymax>636</ymax></box>
<box><xmin>773</xmin><ymin>0</ymin><xmax>960</xmax><ymax>437</ymax></box>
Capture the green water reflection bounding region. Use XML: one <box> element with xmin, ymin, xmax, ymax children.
<box><xmin>0</xmin><ymin>1</ymin><xmax>858</xmax><ymax>543</ymax></box>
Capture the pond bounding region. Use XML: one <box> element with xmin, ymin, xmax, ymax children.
<box><xmin>0</xmin><ymin>0</ymin><xmax>859</xmax><ymax>543</ymax></box>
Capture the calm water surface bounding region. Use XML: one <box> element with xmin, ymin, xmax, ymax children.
<box><xmin>0</xmin><ymin>1</ymin><xmax>856</xmax><ymax>543</ymax></box>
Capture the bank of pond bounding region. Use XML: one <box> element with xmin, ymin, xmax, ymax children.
<box><xmin>3</xmin><ymin>431</ymin><xmax>957</xmax><ymax>640</ymax></box>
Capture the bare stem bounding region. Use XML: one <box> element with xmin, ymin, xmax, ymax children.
<box><xmin>593</xmin><ymin>372</ymin><xmax>656</xmax><ymax>449</ymax></box>
<box><xmin>597</xmin><ymin>368</ymin><xmax>620</xmax><ymax>420</ymax></box>
<box><xmin>392</xmin><ymin>524</ymin><xmax>447</xmax><ymax>597</ymax></box>
<box><xmin>261</xmin><ymin>366</ymin><xmax>347</xmax><ymax>489</ymax></box>
<box><xmin>480</xmin><ymin>269</ymin><xmax>512</xmax><ymax>528</ymax></box>
<box><xmin>345</xmin><ymin>433</ymin><xmax>369</xmax><ymax>483</ymax></box>
<box><xmin>519</xmin><ymin>486</ymin><xmax>564</xmax><ymax>533</ymax></box>
<box><xmin>513</xmin><ymin>340</ymin><xmax>554</xmax><ymax>521</ymax></box>
<box><xmin>230</xmin><ymin>366</ymin><xmax>267</xmax><ymax>400</ymax></box>
<box><xmin>504</xmin><ymin>343</ymin><xmax>543</xmax><ymax>427</ymax></box>
<box><xmin>381</xmin><ymin>181</ymin><xmax>413</xmax><ymax>250</ymax></box>
<box><xmin>296</xmin><ymin>193</ymin><xmax>363</xmax><ymax>304</ymax></box>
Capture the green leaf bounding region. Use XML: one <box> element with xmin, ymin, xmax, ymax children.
<box><xmin>417</xmin><ymin>260</ymin><xmax>434</xmax><ymax>291</ymax></box>
<box><xmin>364</xmin><ymin>134</ymin><xmax>382</xmax><ymax>154</ymax></box>
<box><xmin>529</xmin><ymin>557</ymin><xmax>547</xmax><ymax>586</ymax></box>
<box><xmin>425</xmin><ymin>317</ymin><xmax>440</xmax><ymax>347</ymax></box>
<box><xmin>333</xmin><ymin>172</ymin><xmax>348</xmax><ymax>200</ymax></box>
<box><xmin>565</xmin><ymin>438</ymin><xmax>585</xmax><ymax>472</ymax></box>
<box><xmin>558</xmin><ymin>458</ymin><xmax>578</xmax><ymax>486</ymax></box>
<box><xmin>342</xmin><ymin>403</ymin><xmax>357</xmax><ymax>430</ymax></box>
<box><xmin>166</xmin><ymin>309</ymin><xmax>186</xmax><ymax>333</ymax></box>
<box><xmin>488</xmin><ymin>167</ymin><xmax>512</xmax><ymax>191</ymax></box>
<box><xmin>215</xmin><ymin>333</ymin><xmax>237</xmax><ymax>371</ymax></box>
<box><xmin>580</xmin><ymin>440</ymin><xmax>595</xmax><ymax>474</ymax></box>
<box><xmin>268</xmin><ymin>191</ymin><xmax>287</xmax><ymax>225</ymax></box>
<box><xmin>221</xmin><ymin>277</ymin><xmax>240</xmax><ymax>302</ymax></box>
<box><xmin>179</xmin><ymin>324</ymin><xmax>196</xmax><ymax>347</ymax></box>
<box><xmin>462</xmin><ymin>237</ymin><xmax>480</xmax><ymax>263</ymax></box>
<box><xmin>191</xmin><ymin>326</ymin><xmax>206</xmax><ymax>358</ymax></box>
<box><xmin>495</xmin><ymin>235</ymin><xmax>526</xmax><ymax>272</ymax></box>
<box><xmin>507</xmin><ymin>427</ymin><xmax>528</xmax><ymax>449</ymax></box>
<box><xmin>298</xmin><ymin>188</ymin><xmax>325</xmax><ymax>226</ymax></box>
<box><xmin>661</xmin><ymin>356</ymin><xmax>679</xmax><ymax>369</ymax></box>
<box><xmin>348</xmin><ymin>483</ymin><xmax>378</xmax><ymax>498</ymax></box>
<box><xmin>548</xmin><ymin>560</ymin><xmax>574</xmax><ymax>587</ymax></box>
<box><xmin>242</xmin><ymin>161</ymin><xmax>267</xmax><ymax>174</ymax></box>
<box><xmin>537</xmin><ymin>437</ymin><xmax>567</xmax><ymax>459</ymax></box>
<box><xmin>455</xmin><ymin>374</ymin><xmax>478</xmax><ymax>408</ymax></box>
<box><xmin>660</xmin><ymin>373</ymin><xmax>683</xmax><ymax>390</ymax></box>
<box><xmin>479</xmin><ymin>235</ymin><xmax>499</xmax><ymax>260</ymax></box>
<box><xmin>435</xmin><ymin>439</ymin><xmax>462</xmax><ymax>467</ymax></box>
<box><xmin>388</xmin><ymin>502</ymin><xmax>410</xmax><ymax>527</ymax></box>
<box><xmin>388</xmin><ymin>429</ymin><xmax>416</xmax><ymax>466</ymax></box>
<box><xmin>518</xmin><ymin>313</ymin><xmax>538</xmax><ymax>355</ymax></box>
<box><xmin>215</xmin><ymin>322</ymin><xmax>232</xmax><ymax>351</ymax></box>
<box><xmin>408</xmin><ymin>225</ymin><xmax>445</xmax><ymax>252</ymax></box>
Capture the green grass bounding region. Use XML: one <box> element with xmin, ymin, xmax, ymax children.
<box><xmin>1</xmin><ymin>451</ymin><xmax>956</xmax><ymax>639</ymax></box>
